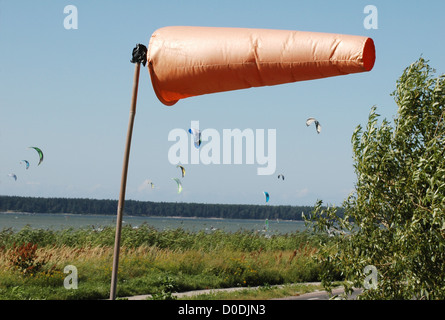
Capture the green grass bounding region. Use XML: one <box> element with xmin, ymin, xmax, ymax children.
<box><xmin>0</xmin><ymin>225</ymin><xmax>330</xmax><ymax>300</ymax></box>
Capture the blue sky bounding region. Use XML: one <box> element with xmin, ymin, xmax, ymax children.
<box><xmin>1</xmin><ymin>0</ymin><xmax>444</xmax><ymax>207</ymax></box>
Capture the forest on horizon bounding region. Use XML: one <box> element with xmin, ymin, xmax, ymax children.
<box><xmin>0</xmin><ymin>195</ymin><xmax>336</xmax><ymax>220</ymax></box>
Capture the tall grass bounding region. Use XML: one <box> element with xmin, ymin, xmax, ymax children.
<box><xmin>0</xmin><ymin>224</ymin><xmax>322</xmax><ymax>251</ymax></box>
<box><xmin>0</xmin><ymin>225</ymin><xmax>328</xmax><ymax>300</ymax></box>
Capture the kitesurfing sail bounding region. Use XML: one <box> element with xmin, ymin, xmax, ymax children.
<box><xmin>172</xmin><ymin>178</ymin><xmax>183</xmax><ymax>194</ymax></box>
<box><xmin>306</xmin><ymin>118</ymin><xmax>321</xmax><ymax>134</ymax></box>
<box><xmin>29</xmin><ymin>147</ymin><xmax>44</xmax><ymax>165</ymax></box>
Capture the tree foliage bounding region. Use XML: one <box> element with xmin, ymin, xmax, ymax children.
<box><xmin>307</xmin><ymin>58</ymin><xmax>445</xmax><ymax>299</ymax></box>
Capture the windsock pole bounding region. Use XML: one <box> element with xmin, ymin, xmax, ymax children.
<box><xmin>110</xmin><ymin>44</ymin><xmax>147</xmax><ymax>300</ymax></box>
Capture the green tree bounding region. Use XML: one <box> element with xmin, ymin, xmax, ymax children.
<box><xmin>307</xmin><ymin>58</ymin><xmax>445</xmax><ymax>299</ymax></box>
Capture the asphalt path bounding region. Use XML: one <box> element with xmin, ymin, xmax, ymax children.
<box><xmin>124</xmin><ymin>284</ymin><xmax>363</xmax><ymax>300</ymax></box>
<box><xmin>274</xmin><ymin>287</ymin><xmax>363</xmax><ymax>300</ymax></box>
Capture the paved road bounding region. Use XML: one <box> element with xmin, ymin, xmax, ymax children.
<box><xmin>125</xmin><ymin>284</ymin><xmax>363</xmax><ymax>300</ymax></box>
<box><xmin>274</xmin><ymin>287</ymin><xmax>363</xmax><ymax>300</ymax></box>
<box><xmin>125</xmin><ymin>285</ymin><xmax>277</xmax><ymax>300</ymax></box>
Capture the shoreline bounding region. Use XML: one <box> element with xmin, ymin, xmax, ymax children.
<box><xmin>0</xmin><ymin>211</ymin><xmax>301</xmax><ymax>223</ymax></box>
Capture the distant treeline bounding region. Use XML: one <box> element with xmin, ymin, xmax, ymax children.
<box><xmin>0</xmin><ymin>195</ymin><xmax>338</xmax><ymax>221</ymax></box>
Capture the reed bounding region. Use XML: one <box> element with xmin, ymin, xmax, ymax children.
<box><xmin>0</xmin><ymin>226</ymin><xmax>328</xmax><ymax>300</ymax></box>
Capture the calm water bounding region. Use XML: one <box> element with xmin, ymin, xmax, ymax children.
<box><xmin>0</xmin><ymin>212</ymin><xmax>307</xmax><ymax>234</ymax></box>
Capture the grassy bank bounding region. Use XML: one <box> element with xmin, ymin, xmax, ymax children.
<box><xmin>0</xmin><ymin>224</ymin><xmax>327</xmax><ymax>300</ymax></box>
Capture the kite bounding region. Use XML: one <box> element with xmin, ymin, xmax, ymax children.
<box><xmin>263</xmin><ymin>191</ymin><xmax>270</xmax><ymax>203</ymax></box>
<box><xmin>188</xmin><ymin>128</ymin><xmax>201</xmax><ymax>148</ymax></box>
<box><xmin>146</xmin><ymin>180</ymin><xmax>155</xmax><ymax>189</ymax></box>
<box><xmin>172</xmin><ymin>178</ymin><xmax>183</xmax><ymax>194</ymax></box>
<box><xmin>8</xmin><ymin>173</ymin><xmax>17</xmax><ymax>181</ymax></box>
<box><xmin>29</xmin><ymin>147</ymin><xmax>44</xmax><ymax>165</ymax></box>
<box><xmin>278</xmin><ymin>174</ymin><xmax>284</xmax><ymax>180</ymax></box>
<box><xmin>21</xmin><ymin>160</ymin><xmax>30</xmax><ymax>170</ymax></box>
<box><xmin>306</xmin><ymin>118</ymin><xmax>321</xmax><ymax>134</ymax></box>
<box><xmin>177</xmin><ymin>165</ymin><xmax>186</xmax><ymax>178</ymax></box>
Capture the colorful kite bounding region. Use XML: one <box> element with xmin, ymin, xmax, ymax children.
<box><xmin>21</xmin><ymin>160</ymin><xmax>30</xmax><ymax>170</ymax></box>
<box><xmin>172</xmin><ymin>178</ymin><xmax>183</xmax><ymax>194</ymax></box>
<box><xmin>264</xmin><ymin>191</ymin><xmax>270</xmax><ymax>203</ymax></box>
<box><xmin>177</xmin><ymin>165</ymin><xmax>186</xmax><ymax>178</ymax></box>
<box><xmin>188</xmin><ymin>128</ymin><xmax>202</xmax><ymax>148</ymax></box>
<box><xmin>29</xmin><ymin>147</ymin><xmax>44</xmax><ymax>165</ymax></box>
<box><xmin>306</xmin><ymin>118</ymin><xmax>321</xmax><ymax>134</ymax></box>
<box><xmin>146</xmin><ymin>180</ymin><xmax>155</xmax><ymax>189</ymax></box>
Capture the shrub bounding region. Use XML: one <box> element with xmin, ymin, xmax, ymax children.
<box><xmin>8</xmin><ymin>242</ymin><xmax>50</xmax><ymax>275</ymax></box>
<box><xmin>307</xmin><ymin>58</ymin><xmax>445</xmax><ymax>299</ymax></box>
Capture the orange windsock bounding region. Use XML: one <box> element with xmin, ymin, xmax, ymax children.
<box><xmin>147</xmin><ymin>26</ymin><xmax>375</xmax><ymax>106</ymax></box>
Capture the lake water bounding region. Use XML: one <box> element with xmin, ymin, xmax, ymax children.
<box><xmin>0</xmin><ymin>212</ymin><xmax>307</xmax><ymax>234</ymax></box>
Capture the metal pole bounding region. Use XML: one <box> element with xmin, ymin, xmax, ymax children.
<box><xmin>110</xmin><ymin>44</ymin><xmax>147</xmax><ymax>300</ymax></box>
